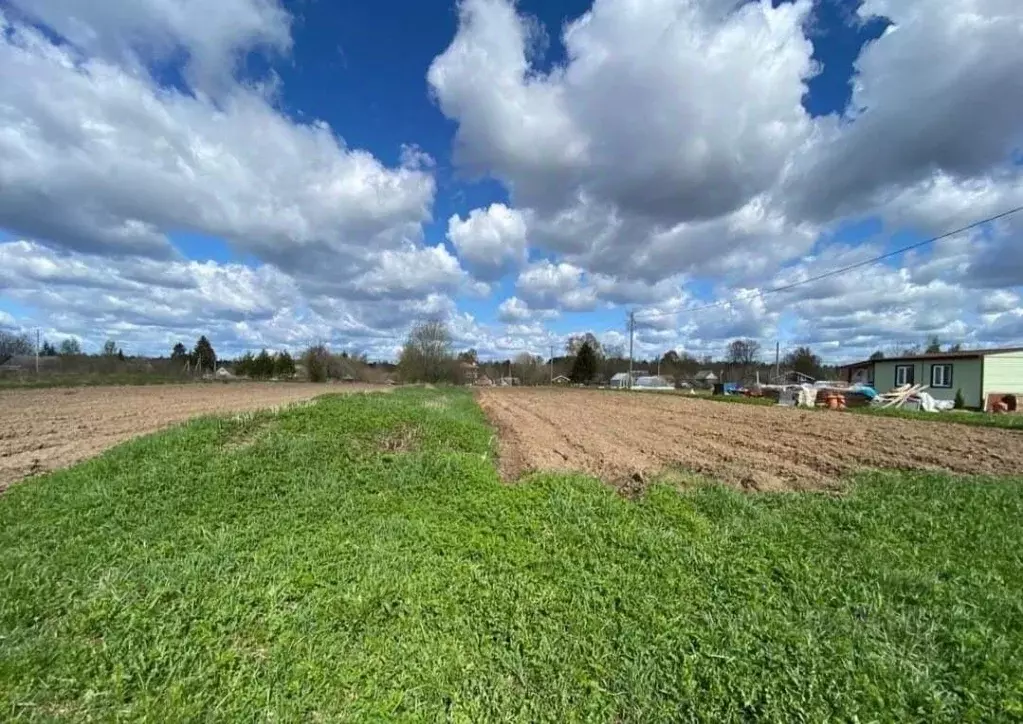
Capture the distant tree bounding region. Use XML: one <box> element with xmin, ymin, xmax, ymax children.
<box><xmin>925</xmin><ymin>335</ymin><xmax>942</xmax><ymax>354</ymax></box>
<box><xmin>102</xmin><ymin>339</ymin><xmax>118</xmax><ymax>356</ymax></box>
<box><xmin>117</xmin><ymin>349</ymin><xmax>125</xmax><ymax>361</ymax></box>
<box><xmin>236</xmin><ymin>351</ymin><xmax>255</xmax><ymax>377</ymax></box>
<box><xmin>171</xmin><ymin>342</ymin><xmax>188</xmax><ymax>361</ymax></box>
<box><xmin>566</xmin><ymin>333</ymin><xmax>604</xmax><ymax>359</ymax></box>
<box><xmin>398</xmin><ymin>321</ymin><xmax>457</xmax><ymax>383</ymax></box>
<box><xmin>253</xmin><ymin>349</ymin><xmax>275</xmax><ymax>379</ymax></box>
<box><xmin>39</xmin><ymin>340</ymin><xmax>58</xmax><ymax>357</ymax></box>
<box><xmin>274</xmin><ymin>350</ymin><xmax>296</xmax><ymax>378</ymax></box>
<box><xmin>604</xmin><ymin>343</ymin><xmax>626</xmax><ymax>360</ymax></box>
<box><xmin>570</xmin><ymin>341</ymin><xmax>598</xmax><ymax>384</ymax></box>
<box><xmin>662</xmin><ymin>350</ymin><xmax>681</xmax><ymax>367</ymax></box>
<box><xmin>783</xmin><ymin>346</ymin><xmax>823</xmax><ymax>379</ymax></box>
<box><xmin>457</xmin><ymin>349</ymin><xmax>478</xmax><ymax>365</ymax></box>
<box><xmin>948</xmin><ymin>343</ymin><xmax>963</xmax><ymax>353</ymax></box>
<box><xmin>869</xmin><ymin>350</ymin><xmax>885</xmax><ymax>361</ymax></box>
<box><xmin>302</xmin><ymin>344</ymin><xmax>330</xmax><ymax>382</ymax></box>
<box><xmin>726</xmin><ymin>339</ymin><xmax>761</xmax><ymax>366</ymax></box>
<box><xmin>191</xmin><ymin>335</ymin><xmax>217</xmax><ymax>373</ymax></box>
<box><xmin>0</xmin><ymin>331</ymin><xmax>34</xmax><ymax>364</ymax></box>
<box><xmin>59</xmin><ymin>337</ymin><xmax>82</xmax><ymax>356</ymax></box>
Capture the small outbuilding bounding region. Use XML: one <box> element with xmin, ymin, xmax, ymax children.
<box><xmin>838</xmin><ymin>346</ymin><xmax>1023</xmax><ymax>410</ymax></box>
<box><xmin>693</xmin><ymin>370</ymin><xmax>718</xmax><ymax>388</ymax></box>
<box><xmin>610</xmin><ymin>372</ymin><xmax>631</xmax><ymax>389</ymax></box>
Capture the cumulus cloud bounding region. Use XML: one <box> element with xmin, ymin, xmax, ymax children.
<box><xmin>6</xmin><ymin>0</ymin><xmax>292</xmax><ymax>93</ymax></box>
<box><xmin>447</xmin><ymin>204</ymin><xmax>529</xmax><ymax>281</ymax></box>
<box><xmin>516</xmin><ymin>261</ymin><xmax>599</xmax><ymax>312</ymax></box>
<box><xmin>0</xmin><ymin>9</ymin><xmax>439</xmax><ymax>290</ymax></box>
<box><xmin>785</xmin><ymin>0</ymin><xmax>1023</xmax><ymax>222</ymax></box>
<box><xmin>429</xmin><ymin>0</ymin><xmax>819</xmax><ymax>282</ymax></box>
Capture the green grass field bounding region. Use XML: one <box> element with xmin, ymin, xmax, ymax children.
<box><xmin>2</xmin><ymin>389</ymin><xmax>1022</xmax><ymax>721</ymax></box>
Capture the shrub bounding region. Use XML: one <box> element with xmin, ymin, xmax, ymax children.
<box><xmin>954</xmin><ymin>389</ymin><xmax>966</xmax><ymax>410</ymax></box>
<box><xmin>302</xmin><ymin>345</ymin><xmax>330</xmax><ymax>383</ymax></box>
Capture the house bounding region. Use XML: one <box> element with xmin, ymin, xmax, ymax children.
<box><xmin>693</xmin><ymin>370</ymin><xmax>718</xmax><ymax>388</ymax></box>
<box><xmin>551</xmin><ymin>375</ymin><xmax>571</xmax><ymax>385</ymax></box>
<box><xmin>838</xmin><ymin>347</ymin><xmax>1023</xmax><ymax>410</ymax></box>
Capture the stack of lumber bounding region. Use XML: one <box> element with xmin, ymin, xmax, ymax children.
<box><xmin>872</xmin><ymin>384</ymin><xmax>928</xmax><ymax>409</ymax></box>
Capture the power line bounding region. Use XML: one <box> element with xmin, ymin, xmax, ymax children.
<box><xmin>634</xmin><ymin>204</ymin><xmax>1023</xmax><ymax>323</ymax></box>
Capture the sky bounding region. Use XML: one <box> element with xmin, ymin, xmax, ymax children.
<box><xmin>0</xmin><ymin>0</ymin><xmax>1022</xmax><ymax>363</ymax></box>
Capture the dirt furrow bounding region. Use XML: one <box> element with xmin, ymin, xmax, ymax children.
<box><xmin>477</xmin><ymin>388</ymin><xmax>1023</xmax><ymax>490</ymax></box>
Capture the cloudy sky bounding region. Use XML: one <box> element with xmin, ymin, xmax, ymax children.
<box><xmin>1</xmin><ymin>0</ymin><xmax>1021</xmax><ymax>362</ymax></box>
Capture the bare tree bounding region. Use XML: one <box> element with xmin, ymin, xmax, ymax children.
<box><xmin>726</xmin><ymin>339</ymin><xmax>761</xmax><ymax>366</ymax></box>
<box><xmin>0</xmin><ymin>330</ymin><xmax>34</xmax><ymax>365</ymax></box>
<box><xmin>398</xmin><ymin>321</ymin><xmax>458</xmax><ymax>383</ymax></box>
<box><xmin>566</xmin><ymin>333</ymin><xmax>604</xmax><ymax>358</ymax></box>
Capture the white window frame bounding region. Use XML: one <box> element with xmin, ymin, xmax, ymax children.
<box><xmin>895</xmin><ymin>364</ymin><xmax>915</xmax><ymax>387</ymax></box>
<box><xmin>931</xmin><ymin>363</ymin><xmax>953</xmax><ymax>389</ymax></box>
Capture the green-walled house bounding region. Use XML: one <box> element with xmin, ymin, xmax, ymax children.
<box><xmin>839</xmin><ymin>347</ymin><xmax>1023</xmax><ymax>410</ymax></box>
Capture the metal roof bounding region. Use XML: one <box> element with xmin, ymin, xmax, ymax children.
<box><xmin>839</xmin><ymin>346</ymin><xmax>1023</xmax><ymax>368</ymax></box>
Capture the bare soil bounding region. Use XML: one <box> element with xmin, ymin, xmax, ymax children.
<box><xmin>0</xmin><ymin>383</ymin><xmax>381</xmax><ymax>491</ymax></box>
<box><xmin>478</xmin><ymin>388</ymin><xmax>1023</xmax><ymax>491</ymax></box>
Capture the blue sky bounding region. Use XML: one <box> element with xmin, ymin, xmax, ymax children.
<box><xmin>0</xmin><ymin>0</ymin><xmax>1021</xmax><ymax>361</ymax></box>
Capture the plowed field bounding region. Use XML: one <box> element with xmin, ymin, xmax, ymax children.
<box><xmin>478</xmin><ymin>388</ymin><xmax>1023</xmax><ymax>490</ymax></box>
<box><xmin>0</xmin><ymin>383</ymin><xmax>379</xmax><ymax>490</ymax></box>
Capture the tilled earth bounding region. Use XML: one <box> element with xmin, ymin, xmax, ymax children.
<box><xmin>0</xmin><ymin>383</ymin><xmax>379</xmax><ymax>491</ymax></box>
<box><xmin>478</xmin><ymin>388</ymin><xmax>1023</xmax><ymax>491</ymax></box>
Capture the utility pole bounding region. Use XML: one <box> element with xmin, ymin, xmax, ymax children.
<box><xmin>35</xmin><ymin>328</ymin><xmax>40</xmax><ymax>375</ymax></box>
<box><xmin>628</xmin><ymin>311</ymin><xmax>635</xmax><ymax>390</ymax></box>
<box><xmin>775</xmin><ymin>341</ymin><xmax>780</xmax><ymax>381</ymax></box>
<box><xmin>550</xmin><ymin>344</ymin><xmax>554</xmax><ymax>385</ymax></box>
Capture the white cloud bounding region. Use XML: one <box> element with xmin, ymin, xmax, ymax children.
<box><xmin>785</xmin><ymin>0</ymin><xmax>1023</xmax><ymax>223</ymax></box>
<box><xmin>516</xmin><ymin>261</ymin><xmax>599</xmax><ymax>311</ymax></box>
<box><xmin>429</xmin><ymin>0</ymin><xmax>1023</xmax><ymax>286</ymax></box>
<box><xmin>352</xmin><ymin>244</ymin><xmax>472</xmax><ymax>299</ymax></box>
<box><xmin>429</xmin><ymin>0</ymin><xmax>818</xmax><ymax>282</ymax></box>
<box><xmin>497</xmin><ymin>297</ymin><xmax>532</xmax><ymax>323</ymax></box>
<box><xmin>6</xmin><ymin>0</ymin><xmax>292</xmax><ymax>94</ymax></box>
<box><xmin>447</xmin><ymin>203</ymin><xmax>528</xmax><ymax>281</ymax></box>
<box><xmin>0</xmin><ymin>10</ymin><xmax>439</xmax><ymax>294</ymax></box>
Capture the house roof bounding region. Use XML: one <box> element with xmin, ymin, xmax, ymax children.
<box><xmin>610</xmin><ymin>372</ymin><xmax>631</xmax><ymax>381</ymax></box>
<box><xmin>839</xmin><ymin>346</ymin><xmax>1023</xmax><ymax>368</ymax></box>
<box><xmin>694</xmin><ymin>370</ymin><xmax>717</xmax><ymax>379</ymax></box>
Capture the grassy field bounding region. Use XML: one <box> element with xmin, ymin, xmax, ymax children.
<box><xmin>851</xmin><ymin>404</ymin><xmax>1023</xmax><ymax>430</ymax></box>
<box><xmin>2</xmin><ymin>389</ymin><xmax>1022</xmax><ymax>721</ymax></box>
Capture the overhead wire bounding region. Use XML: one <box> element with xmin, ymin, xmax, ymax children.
<box><xmin>632</xmin><ymin>204</ymin><xmax>1023</xmax><ymax>323</ymax></box>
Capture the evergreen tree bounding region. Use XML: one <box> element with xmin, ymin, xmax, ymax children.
<box><xmin>236</xmin><ymin>351</ymin><xmax>256</xmax><ymax>377</ymax></box>
<box><xmin>254</xmin><ymin>349</ymin><xmax>274</xmax><ymax>379</ymax></box>
<box><xmin>171</xmin><ymin>342</ymin><xmax>188</xmax><ymax>360</ymax></box>
<box><xmin>191</xmin><ymin>336</ymin><xmax>217</xmax><ymax>373</ymax></box>
<box><xmin>274</xmin><ymin>350</ymin><xmax>296</xmax><ymax>378</ymax></box>
<box><xmin>570</xmin><ymin>341</ymin><xmax>598</xmax><ymax>384</ymax></box>
<box><xmin>40</xmin><ymin>340</ymin><xmax>58</xmax><ymax>356</ymax></box>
